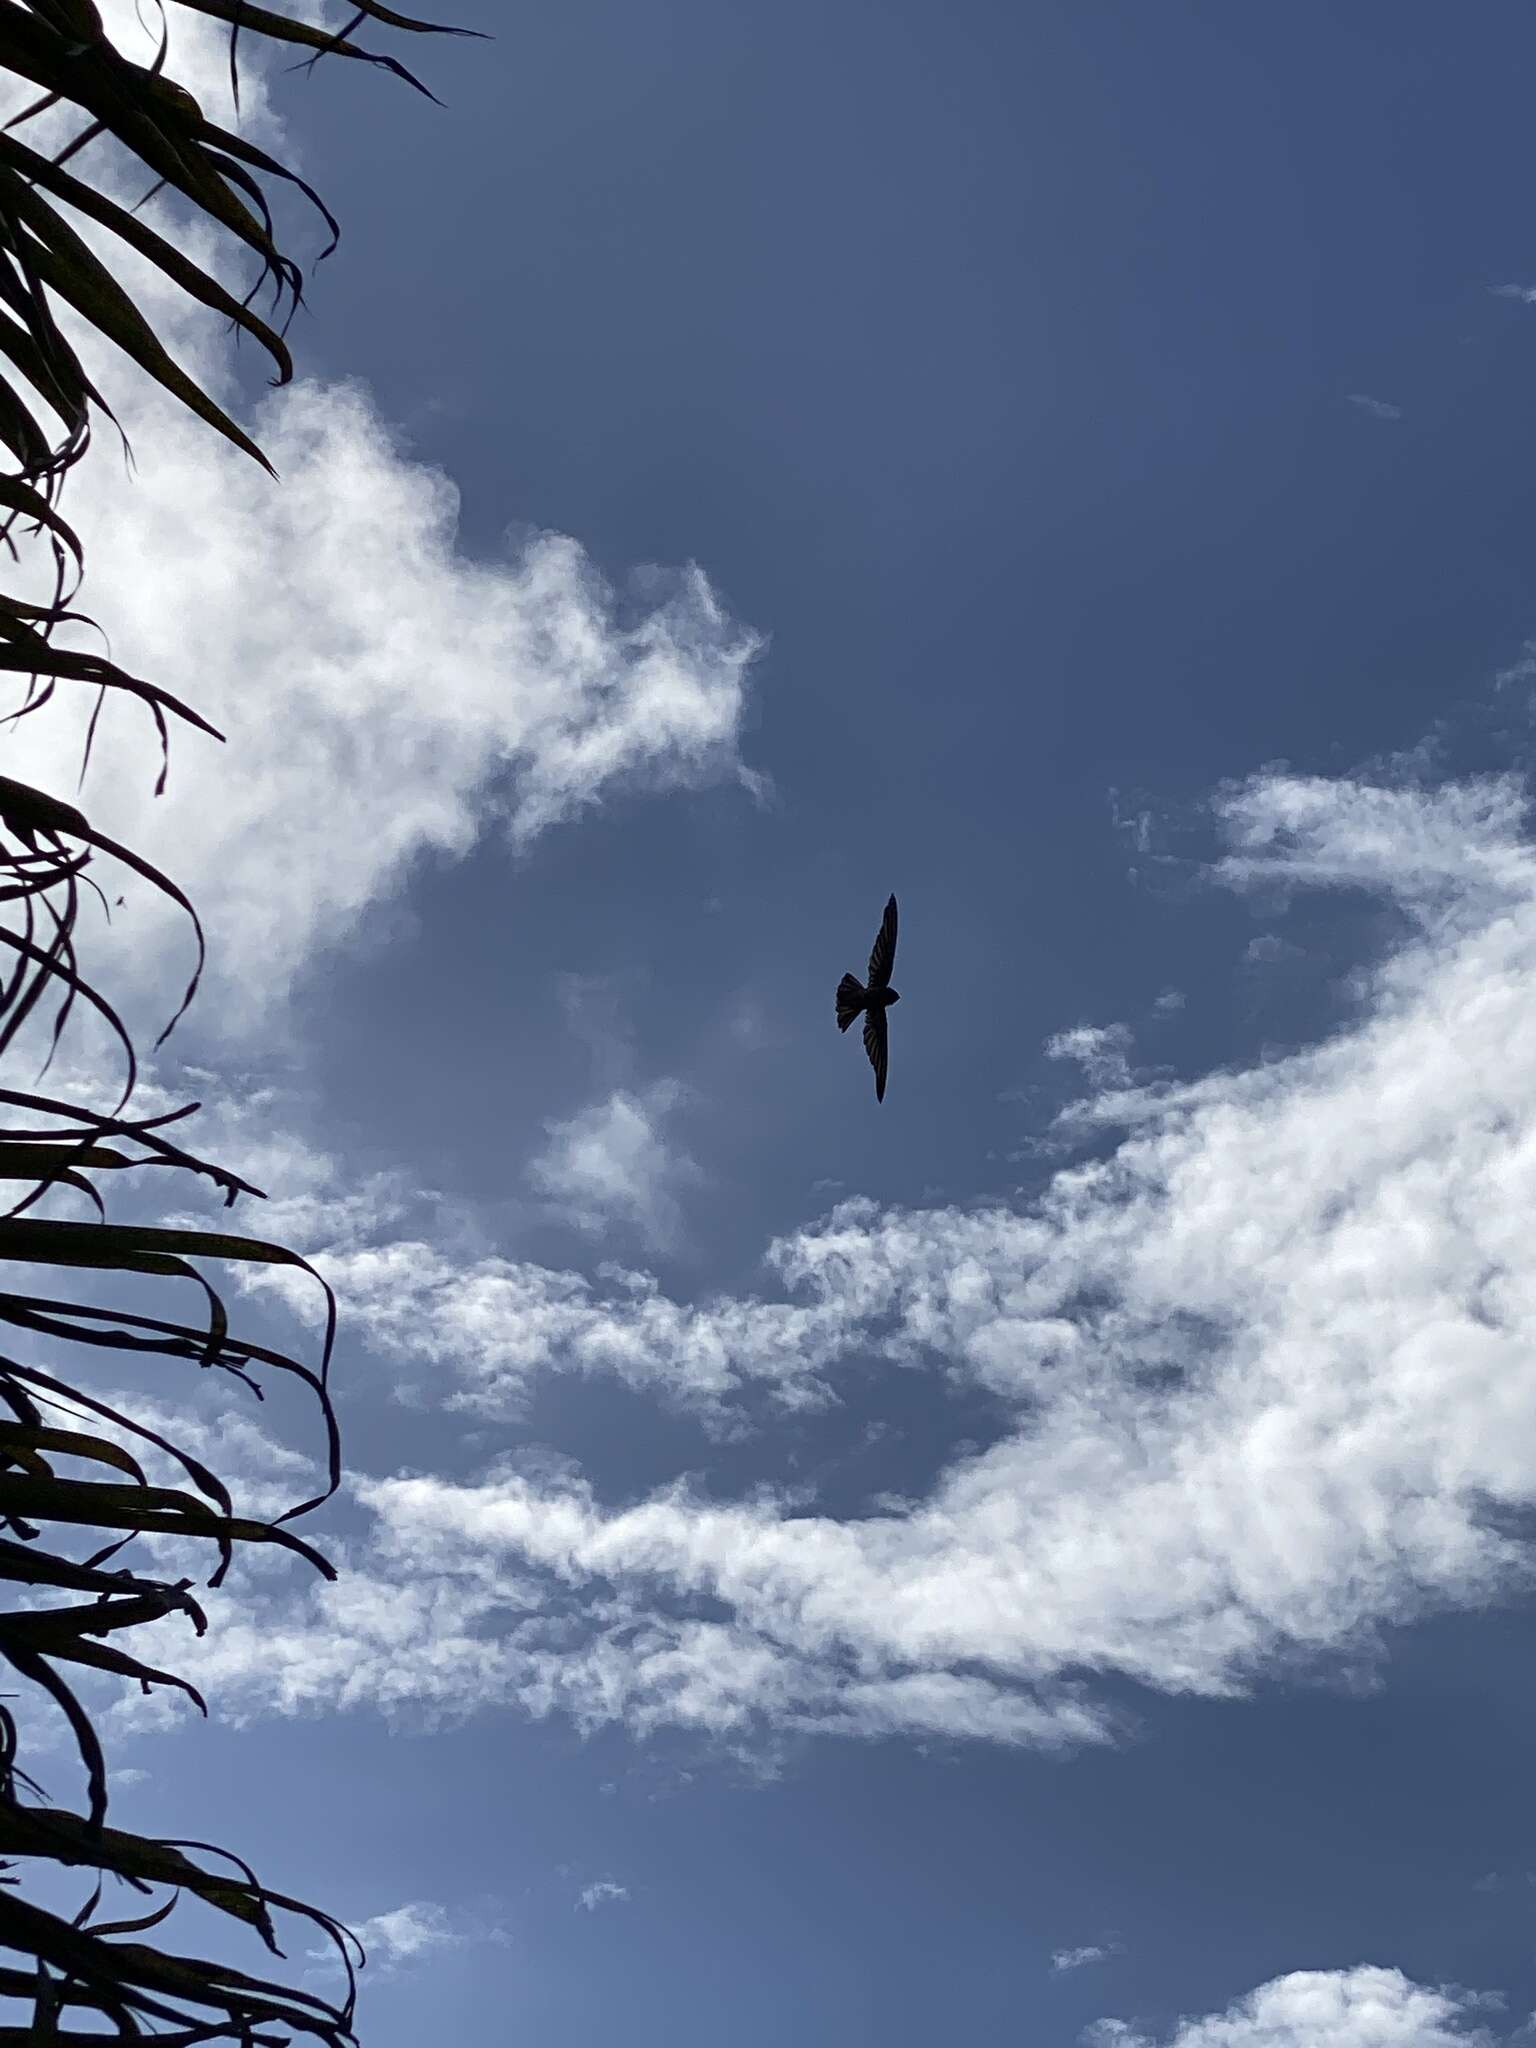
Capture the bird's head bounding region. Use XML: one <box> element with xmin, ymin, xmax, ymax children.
<box><xmin>887</xmin><ymin>987</ymin><xmax>901</xmax><ymax>1004</ymax></box>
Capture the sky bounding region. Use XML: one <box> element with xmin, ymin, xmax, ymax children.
<box><xmin>15</xmin><ymin>0</ymin><xmax>1536</xmax><ymax>2042</ymax></box>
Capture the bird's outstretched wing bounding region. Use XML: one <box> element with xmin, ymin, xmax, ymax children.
<box><xmin>867</xmin><ymin>894</ymin><xmax>898</xmax><ymax>989</ymax></box>
<box><xmin>863</xmin><ymin>1006</ymin><xmax>889</xmax><ymax>1102</ymax></box>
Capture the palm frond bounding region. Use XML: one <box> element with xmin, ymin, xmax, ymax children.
<box><xmin>0</xmin><ymin>0</ymin><xmax>474</xmax><ymax>2037</ymax></box>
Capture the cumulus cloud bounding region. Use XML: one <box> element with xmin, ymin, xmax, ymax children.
<box><xmin>1</xmin><ymin>6</ymin><xmax>761</xmax><ymax>1032</ymax></box>
<box><xmin>1087</xmin><ymin>1966</ymin><xmax>1498</xmax><ymax>2048</ymax></box>
<box><xmin>163</xmin><ymin>766</ymin><xmax>1536</xmax><ymax>1750</ymax></box>
<box><xmin>529</xmin><ymin>1084</ymin><xmax>702</xmax><ymax>1251</ymax></box>
<box><xmin>8</xmin><ymin>383</ymin><xmax>759</xmax><ymax>1031</ymax></box>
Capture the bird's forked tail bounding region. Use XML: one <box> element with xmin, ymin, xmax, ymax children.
<box><xmin>836</xmin><ymin>973</ymin><xmax>866</xmax><ymax>1031</ymax></box>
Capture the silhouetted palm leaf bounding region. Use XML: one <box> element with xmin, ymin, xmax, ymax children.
<box><xmin>0</xmin><ymin>0</ymin><xmax>472</xmax><ymax>2038</ymax></box>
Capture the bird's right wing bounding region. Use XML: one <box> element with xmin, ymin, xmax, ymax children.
<box><xmin>867</xmin><ymin>894</ymin><xmax>898</xmax><ymax>989</ymax></box>
<box><xmin>863</xmin><ymin>1007</ymin><xmax>889</xmax><ymax>1102</ymax></box>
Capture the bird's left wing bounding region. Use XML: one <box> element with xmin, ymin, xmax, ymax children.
<box><xmin>863</xmin><ymin>1007</ymin><xmax>889</xmax><ymax>1103</ymax></box>
<box><xmin>867</xmin><ymin>894</ymin><xmax>898</xmax><ymax>988</ymax></box>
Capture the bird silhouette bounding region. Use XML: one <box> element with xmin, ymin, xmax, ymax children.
<box><xmin>836</xmin><ymin>894</ymin><xmax>899</xmax><ymax>1101</ymax></box>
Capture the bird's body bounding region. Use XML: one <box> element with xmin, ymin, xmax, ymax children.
<box><xmin>836</xmin><ymin>894</ymin><xmax>900</xmax><ymax>1101</ymax></box>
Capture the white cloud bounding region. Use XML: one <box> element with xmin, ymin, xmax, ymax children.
<box><xmin>1491</xmin><ymin>284</ymin><xmax>1536</xmax><ymax>306</ymax></box>
<box><xmin>0</xmin><ymin>7</ymin><xmax>761</xmax><ymax>1033</ymax></box>
<box><xmin>256</xmin><ymin>1235</ymin><xmax>845</xmax><ymax>1417</ymax></box>
<box><xmin>352</xmin><ymin>1901</ymin><xmax>462</xmax><ymax>1969</ymax></box>
<box><xmin>1346</xmin><ymin>393</ymin><xmax>1404</xmax><ymax>421</ymax></box>
<box><xmin>1045</xmin><ymin>1023</ymin><xmax>1135</xmax><ymax>1088</ymax></box>
<box><xmin>154</xmin><ymin>767</ymin><xmax>1536</xmax><ymax>1752</ymax></box>
<box><xmin>8</xmin><ymin>380</ymin><xmax>760</xmax><ymax>1032</ymax></box>
<box><xmin>309</xmin><ymin>1899</ymin><xmax>502</xmax><ymax>1977</ymax></box>
<box><xmin>1087</xmin><ymin>1967</ymin><xmax>1498</xmax><ymax>2048</ymax></box>
<box><xmin>577</xmin><ymin>1881</ymin><xmax>629</xmax><ymax>1912</ymax></box>
<box><xmin>529</xmin><ymin>1084</ymin><xmax>702</xmax><ymax>1251</ymax></box>
<box><xmin>1054</xmin><ymin>1944</ymin><xmax>1118</xmax><ymax>1973</ymax></box>
<box><xmin>21</xmin><ymin>1340</ymin><xmax>326</xmax><ymax>1510</ymax></box>
<box><xmin>1244</xmin><ymin>933</ymin><xmax>1303</xmax><ymax>965</ymax></box>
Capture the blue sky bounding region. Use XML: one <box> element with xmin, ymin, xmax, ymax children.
<box><xmin>16</xmin><ymin>1</ymin><xmax>1536</xmax><ymax>2043</ymax></box>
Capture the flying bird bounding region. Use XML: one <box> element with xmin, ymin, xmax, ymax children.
<box><xmin>836</xmin><ymin>894</ymin><xmax>899</xmax><ymax>1102</ymax></box>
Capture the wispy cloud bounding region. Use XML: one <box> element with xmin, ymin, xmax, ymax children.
<box><xmin>1087</xmin><ymin>1965</ymin><xmax>1499</xmax><ymax>2047</ymax></box>
<box><xmin>254</xmin><ymin>1229</ymin><xmax>843</xmax><ymax>1419</ymax></box>
<box><xmin>1243</xmin><ymin>932</ymin><xmax>1303</xmax><ymax>965</ymax></box>
<box><xmin>529</xmin><ymin>1083</ymin><xmax>702</xmax><ymax>1252</ymax></box>
<box><xmin>577</xmin><ymin>1881</ymin><xmax>629</xmax><ymax>1912</ymax></box>
<box><xmin>309</xmin><ymin>1900</ymin><xmax>505</xmax><ymax>1978</ymax></box>
<box><xmin>130</xmin><ymin>766</ymin><xmax>1536</xmax><ymax>1758</ymax></box>
<box><xmin>1491</xmin><ymin>283</ymin><xmax>1536</xmax><ymax>305</ymax></box>
<box><xmin>0</xmin><ymin>9</ymin><xmax>762</xmax><ymax>1037</ymax></box>
<box><xmin>1346</xmin><ymin>393</ymin><xmax>1404</xmax><ymax>421</ymax></box>
<box><xmin>1052</xmin><ymin>1943</ymin><xmax>1119</xmax><ymax>1974</ymax></box>
<box><xmin>1045</xmin><ymin>1023</ymin><xmax>1135</xmax><ymax>1089</ymax></box>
